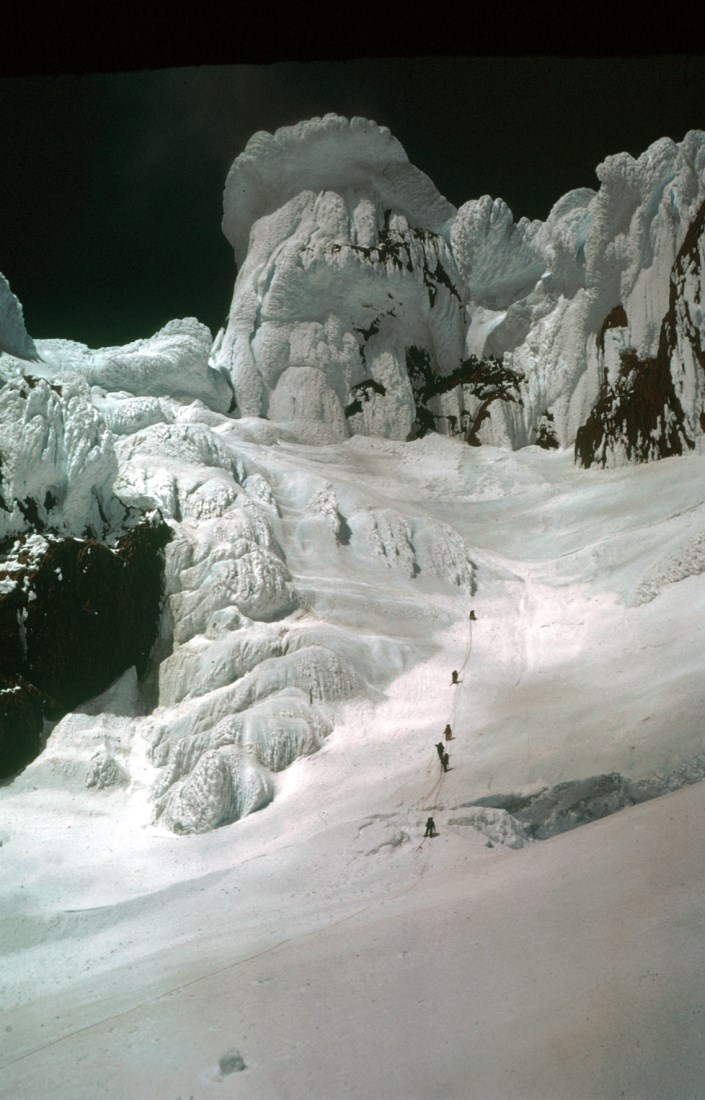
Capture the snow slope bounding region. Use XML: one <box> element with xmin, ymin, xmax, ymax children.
<box><xmin>1</xmin><ymin>432</ymin><xmax>704</xmax><ymax>1099</ymax></box>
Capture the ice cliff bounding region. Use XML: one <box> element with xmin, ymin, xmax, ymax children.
<box><xmin>212</xmin><ymin>115</ymin><xmax>469</xmax><ymax>444</ymax></box>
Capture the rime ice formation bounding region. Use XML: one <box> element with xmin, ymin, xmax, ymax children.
<box><xmin>213</xmin><ymin>114</ymin><xmax>467</xmax><ymax>444</ymax></box>
<box><xmin>0</xmin><ymin>317</ymin><xmax>232</xmax><ymax>413</ymax></box>
<box><xmin>214</xmin><ymin>117</ymin><xmax>705</xmax><ymax>465</ymax></box>
<box><xmin>461</xmin><ymin>132</ymin><xmax>705</xmax><ymax>462</ymax></box>
<box><xmin>0</xmin><ymin>272</ymin><xmax>39</xmax><ymax>362</ymax></box>
<box><xmin>2</xmin><ymin>116</ymin><xmax>705</xmax><ymax>831</ymax></box>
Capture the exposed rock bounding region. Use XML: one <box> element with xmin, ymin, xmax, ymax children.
<box><xmin>0</xmin><ymin>516</ymin><xmax>172</xmax><ymax>779</ymax></box>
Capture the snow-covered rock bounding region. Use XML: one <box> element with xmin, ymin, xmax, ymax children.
<box><xmin>213</xmin><ymin>117</ymin><xmax>704</xmax><ymax>465</ymax></box>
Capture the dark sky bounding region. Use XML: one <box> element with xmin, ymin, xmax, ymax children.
<box><xmin>1</xmin><ymin>54</ymin><xmax>705</xmax><ymax>348</ymax></box>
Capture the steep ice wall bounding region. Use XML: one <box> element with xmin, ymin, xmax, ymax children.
<box><xmin>0</xmin><ymin>272</ymin><xmax>39</xmax><ymax>362</ymax></box>
<box><xmin>215</xmin><ymin>117</ymin><xmax>704</xmax><ymax>465</ymax></box>
<box><xmin>460</xmin><ymin>132</ymin><xmax>705</xmax><ymax>462</ymax></box>
<box><xmin>213</xmin><ymin>114</ymin><xmax>467</xmax><ymax>444</ymax></box>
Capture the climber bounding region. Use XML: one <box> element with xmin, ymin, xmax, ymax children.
<box><xmin>424</xmin><ymin>816</ymin><xmax>437</xmax><ymax>837</ymax></box>
<box><xmin>441</xmin><ymin>751</ymin><xmax>450</xmax><ymax>772</ymax></box>
<box><xmin>469</xmin><ymin>609</ymin><xmax>477</xmax><ymax>621</ymax></box>
<box><xmin>443</xmin><ymin>723</ymin><xmax>453</xmax><ymax>741</ymax></box>
<box><xmin>451</xmin><ymin>670</ymin><xmax>459</xmax><ymax>685</ymax></box>
<box><xmin>435</xmin><ymin>741</ymin><xmax>445</xmax><ymax>761</ymax></box>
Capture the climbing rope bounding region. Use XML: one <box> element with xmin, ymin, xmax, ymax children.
<box><xmin>414</xmin><ymin>611</ymin><xmax>475</xmax><ymax>850</ymax></box>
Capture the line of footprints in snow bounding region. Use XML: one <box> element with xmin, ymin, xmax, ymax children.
<box><xmin>421</xmin><ymin>608</ymin><xmax>476</xmax><ymax>843</ymax></box>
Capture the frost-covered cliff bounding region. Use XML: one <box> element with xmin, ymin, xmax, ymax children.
<box><xmin>212</xmin><ymin>115</ymin><xmax>468</xmax><ymax>444</ymax></box>
<box><xmin>214</xmin><ymin>116</ymin><xmax>705</xmax><ymax>465</ymax></box>
<box><xmin>469</xmin><ymin>132</ymin><xmax>705</xmax><ymax>463</ymax></box>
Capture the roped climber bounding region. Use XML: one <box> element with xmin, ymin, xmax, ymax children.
<box><xmin>424</xmin><ymin>816</ymin><xmax>437</xmax><ymax>837</ymax></box>
<box><xmin>451</xmin><ymin>670</ymin><xmax>459</xmax><ymax>685</ymax></box>
<box><xmin>443</xmin><ymin>723</ymin><xmax>453</xmax><ymax>741</ymax></box>
<box><xmin>435</xmin><ymin>741</ymin><xmax>445</xmax><ymax>761</ymax></box>
<box><xmin>441</xmin><ymin>751</ymin><xmax>450</xmax><ymax>772</ymax></box>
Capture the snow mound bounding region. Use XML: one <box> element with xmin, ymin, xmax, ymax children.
<box><xmin>90</xmin><ymin>392</ymin><xmax>175</xmax><ymax>436</ymax></box>
<box><xmin>158</xmin><ymin>749</ymin><xmax>273</xmax><ymax>834</ymax></box>
<box><xmin>234</xmin><ymin>692</ymin><xmax>331</xmax><ymax>771</ymax></box>
<box><xmin>352</xmin><ymin>508</ymin><xmax>474</xmax><ymax>589</ymax></box>
<box><xmin>84</xmin><ymin>751</ymin><xmax>129</xmax><ymax>790</ymax></box>
<box><xmin>20</xmin><ymin>698</ymin><xmax>138</xmax><ymax>794</ymax></box>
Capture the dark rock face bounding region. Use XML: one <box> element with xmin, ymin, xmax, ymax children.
<box><xmin>0</xmin><ymin>517</ymin><xmax>172</xmax><ymax>779</ymax></box>
<box><xmin>0</xmin><ymin>674</ymin><xmax>45</xmax><ymax>777</ymax></box>
<box><xmin>576</xmin><ymin>199</ymin><xmax>705</xmax><ymax>468</ymax></box>
<box><xmin>597</xmin><ymin>303</ymin><xmax>629</xmax><ymax>354</ymax></box>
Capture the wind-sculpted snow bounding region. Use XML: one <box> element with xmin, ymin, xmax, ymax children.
<box><xmin>158</xmin><ymin>748</ymin><xmax>273</xmax><ymax>835</ymax></box>
<box><xmin>353</xmin><ymin>507</ymin><xmax>474</xmax><ymax>590</ymax></box>
<box><xmin>0</xmin><ymin>273</ymin><xmax>39</xmax><ymax>363</ymax></box>
<box><xmin>451</xmin><ymin>196</ymin><xmax>547</xmax><ymax>311</ymax></box>
<box><xmin>632</xmin><ymin>529</ymin><xmax>705</xmax><ymax>604</ymax></box>
<box><xmin>472</xmin><ymin>131</ymin><xmax>705</xmax><ymax>459</ymax></box>
<box><xmin>12</xmin><ymin>318</ymin><xmax>232</xmax><ymax>414</ymax></box>
<box><xmin>214</xmin><ymin>115</ymin><xmax>466</xmax><ymax>445</ymax></box>
<box><xmin>148</xmin><ymin>637</ymin><xmax>360</xmax><ymax>832</ymax></box>
<box><xmin>214</xmin><ymin>116</ymin><xmax>704</xmax><ymax>464</ymax></box>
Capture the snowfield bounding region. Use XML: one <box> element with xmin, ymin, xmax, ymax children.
<box><xmin>1</xmin><ymin>432</ymin><xmax>704</xmax><ymax>1099</ymax></box>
